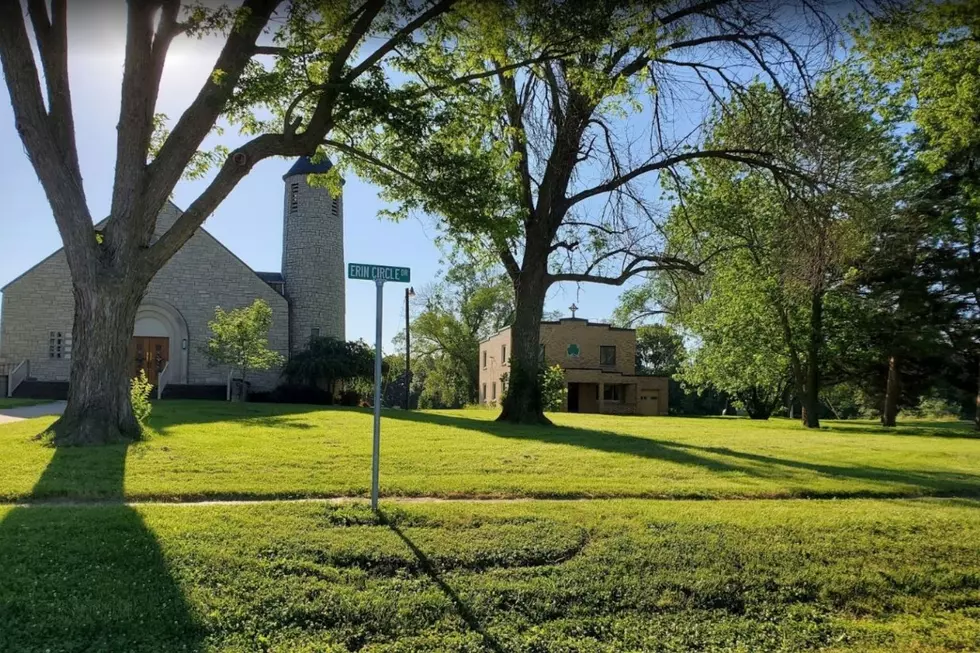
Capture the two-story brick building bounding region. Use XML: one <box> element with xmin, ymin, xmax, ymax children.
<box><xmin>479</xmin><ymin>318</ymin><xmax>669</xmax><ymax>416</ymax></box>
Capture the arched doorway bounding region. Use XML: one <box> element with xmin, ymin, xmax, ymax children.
<box><xmin>132</xmin><ymin>299</ymin><xmax>189</xmax><ymax>385</ymax></box>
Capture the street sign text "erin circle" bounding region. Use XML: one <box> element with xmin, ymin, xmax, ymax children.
<box><xmin>347</xmin><ymin>263</ymin><xmax>411</xmax><ymax>283</ymax></box>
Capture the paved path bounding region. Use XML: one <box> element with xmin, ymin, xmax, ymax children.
<box><xmin>0</xmin><ymin>400</ymin><xmax>66</xmax><ymax>425</ymax></box>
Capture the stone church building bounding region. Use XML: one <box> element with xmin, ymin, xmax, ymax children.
<box><xmin>0</xmin><ymin>157</ymin><xmax>345</xmax><ymax>398</ymax></box>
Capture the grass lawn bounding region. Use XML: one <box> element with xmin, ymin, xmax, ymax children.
<box><xmin>0</xmin><ymin>401</ymin><xmax>977</xmax><ymax>502</ymax></box>
<box><xmin>1</xmin><ymin>498</ymin><xmax>978</xmax><ymax>651</ymax></box>
<box><xmin>0</xmin><ymin>398</ymin><xmax>51</xmax><ymax>409</ymax></box>
<box><xmin>2</xmin><ymin>403</ymin><xmax>979</xmax><ymax>650</ymax></box>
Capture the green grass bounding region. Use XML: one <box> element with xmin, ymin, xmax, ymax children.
<box><xmin>1</xmin><ymin>498</ymin><xmax>978</xmax><ymax>651</ymax></box>
<box><xmin>0</xmin><ymin>401</ymin><xmax>978</xmax><ymax>502</ymax></box>
<box><xmin>2</xmin><ymin>403</ymin><xmax>979</xmax><ymax>650</ymax></box>
<box><xmin>0</xmin><ymin>398</ymin><xmax>51</xmax><ymax>409</ymax></box>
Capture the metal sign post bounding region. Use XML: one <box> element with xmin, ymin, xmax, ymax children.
<box><xmin>347</xmin><ymin>263</ymin><xmax>411</xmax><ymax>511</ymax></box>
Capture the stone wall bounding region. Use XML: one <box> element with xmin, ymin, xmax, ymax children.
<box><xmin>540</xmin><ymin>319</ymin><xmax>637</xmax><ymax>375</ymax></box>
<box><xmin>0</xmin><ymin>202</ymin><xmax>290</xmax><ymax>391</ymax></box>
<box><xmin>282</xmin><ymin>174</ymin><xmax>345</xmax><ymax>352</ymax></box>
<box><xmin>479</xmin><ymin>329</ymin><xmax>511</xmax><ymax>405</ymax></box>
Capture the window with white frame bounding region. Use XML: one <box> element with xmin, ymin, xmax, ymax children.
<box><xmin>48</xmin><ymin>331</ymin><xmax>71</xmax><ymax>359</ymax></box>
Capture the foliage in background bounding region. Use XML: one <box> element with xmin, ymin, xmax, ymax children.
<box><xmin>633</xmin><ymin>325</ymin><xmax>685</xmax><ymax>377</ymax></box>
<box><xmin>202</xmin><ymin>299</ymin><xmax>284</xmax><ymax>392</ymax></box>
<box><xmin>851</xmin><ymin>1</ymin><xmax>980</xmax><ymax>428</ymax></box>
<box><xmin>129</xmin><ymin>370</ymin><xmax>153</xmax><ymax>426</ymax></box>
<box><xmin>617</xmin><ymin>82</ymin><xmax>896</xmax><ymax>425</ymax></box>
<box><xmin>396</xmin><ymin>259</ymin><xmax>515</xmax><ymax>408</ymax></box>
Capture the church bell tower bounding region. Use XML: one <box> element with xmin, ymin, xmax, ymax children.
<box><xmin>281</xmin><ymin>156</ymin><xmax>345</xmax><ymax>353</ymax></box>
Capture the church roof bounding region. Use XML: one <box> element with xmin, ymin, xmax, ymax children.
<box><xmin>255</xmin><ymin>271</ymin><xmax>284</xmax><ymax>284</ymax></box>
<box><xmin>282</xmin><ymin>155</ymin><xmax>334</xmax><ymax>179</ymax></box>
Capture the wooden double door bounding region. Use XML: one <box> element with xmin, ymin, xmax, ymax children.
<box><xmin>131</xmin><ymin>336</ymin><xmax>169</xmax><ymax>385</ymax></box>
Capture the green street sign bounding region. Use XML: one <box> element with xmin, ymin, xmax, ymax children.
<box><xmin>347</xmin><ymin>263</ymin><xmax>411</xmax><ymax>283</ymax></box>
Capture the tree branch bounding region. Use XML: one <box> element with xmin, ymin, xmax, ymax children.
<box><xmin>253</xmin><ymin>45</ymin><xmax>287</xmax><ymax>56</ymax></box>
<box><xmin>144</xmin><ymin>133</ymin><xmax>292</xmax><ymax>272</ymax></box>
<box><xmin>549</xmin><ymin>256</ymin><xmax>701</xmax><ymax>286</ymax></box>
<box><xmin>106</xmin><ymin>0</ymin><xmax>164</xmax><ymax>254</ymax></box>
<box><xmin>0</xmin><ymin>0</ymin><xmax>96</xmax><ymax>275</ymax></box>
<box><xmin>345</xmin><ymin>0</ymin><xmax>457</xmax><ymax>81</ymax></box>
<box><xmin>565</xmin><ymin>149</ymin><xmax>806</xmax><ymax>208</ymax></box>
<box><xmin>145</xmin><ymin>0</ymin><xmax>281</xmax><ymax>217</ymax></box>
<box><xmin>26</xmin><ymin>0</ymin><xmax>79</xmax><ymax>183</ymax></box>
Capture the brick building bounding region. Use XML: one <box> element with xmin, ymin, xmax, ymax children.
<box><xmin>0</xmin><ymin>156</ymin><xmax>344</xmax><ymax>397</ymax></box>
<box><xmin>479</xmin><ymin>318</ymin><xmax>669</xmax><ymax>416</ymax></box>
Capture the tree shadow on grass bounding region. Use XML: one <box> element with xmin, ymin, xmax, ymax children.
<box><xmin>383</xmin><ymin>411</ymin><xmax>980</xmax><ymax>498</ymax></box>
<box><xmin>149</xmin><ymin>399</ymin><xmax>353</xmax><ymax>436</ymax></box>
<box><xmin>824</xmin><ymin>420</ymin><xmax>980</xmax><ymax>440</ymax></box>
<box><xmin>385</xmin><ymin>410</ymin><xmax>754</xmax><ymax>476</ymax></box>
<box><xmin>379</xmin><ymin>510</ymin><xmax>506</xmax><ymax>653</ymax></box>
<box><xmin>0</xmin><ymin>444</ymin><xmax>203</xmax><ymax>651</ymax></box>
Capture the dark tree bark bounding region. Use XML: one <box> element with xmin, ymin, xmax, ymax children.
<box><xmin>800</xmin><ymin>288</ymin><xmax>823</xmax><ymax>429</ymax></box>
<box><xmin>975</xmin><ymin>355</ymin><xmax>980</xmax><ymax>431</ymax></box>
<box><xmin>882</xmin><ymin>354</ymin><xmax>900</xmax><ymax>427</ymax></box>
<box><xmin>53</xmin><ymin>279</ymin><xmax>147</xmax><ymax>443</ymax></box>
<box><xmin>739</xmin><ymin>387</ymin><xmax>777</xmax><ymax>420</ymax></box>
<box><xmin>497</xmin><ymin>259</ymin><xmax>550</xmax><ymax>424</ymax></box>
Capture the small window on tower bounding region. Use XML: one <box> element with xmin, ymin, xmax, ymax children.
<box><xmin>49</xmin><ymin>331</ymin><xmax>63</xmax><ymax>359</ymax></box>
<box><xmin>310</xmin><ymin>327</ymin><xmax>320</xmax><ymax>339</ymax></box>
<box><xmin>289</xmin><ymin>182</ymin><xmax>299</xmax><ymax>214</ymax></box>
<box><xmin>331</xmin><ymin>197</ymin><xmax>339</xmax><ymax>217</ymax></box>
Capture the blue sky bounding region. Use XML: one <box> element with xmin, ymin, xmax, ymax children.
<box><xmin>0</xmin><ymin>7</ymin><xmax>648</xmax><ymax>352</ymax></box>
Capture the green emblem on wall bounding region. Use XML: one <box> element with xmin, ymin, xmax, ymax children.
<box><xmin>567</xmin><ymin>343</ymin><xmax>580</xmax><ymax>357</ymax></box>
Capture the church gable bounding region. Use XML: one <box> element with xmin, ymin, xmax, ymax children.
<box><xmin>1</xmin><ymin>202</ymin><xmax>289</xmax><ymax>388</ymax></box>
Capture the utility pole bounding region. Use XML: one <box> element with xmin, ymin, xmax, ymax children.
<box><xmin>405</xmin><ymin>286</ymin><xmax>415</xmax><ymax>409</ymax></box>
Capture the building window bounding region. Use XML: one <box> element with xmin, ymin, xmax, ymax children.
<box><xmin>310</xmin><ymin>327</ymin><xmax>320</xmax><ymax>339</ymax></box>
<box><xmin>331</xmin><ymin>198</ymin><xmax>339</xmax><ymax>217</ymax></box>
<box><xmin>49</xmin><ymin>331</ymin><xmax>65</xmax><ymax>359</ymax></box>
<box><xmin>539</xmin><ymin>344</ymin><xmax>546</xmax><ymax>362</ymax></box>
<box><xmin>501</xmin><ymin>344</ymin><xmax>507</xmax><ymax>364</ymax></box>
<box><xmin>482</xmin><ymin>350</ymin><xmax>487</xmax><ymax>368</ymax></box>
<box><xmin>481</xmin><ymin>383</ymin><xmax>487</xmax><ymax>402</ymax></box>
<box><xmin>603</xmin><ymin>384</ymin><xmax>621</xmax><ymax>402</ymax></box>
<box><xmin>289</xmin><ymin>182</ymin><xmax>299</xmax><ymax>214</ymax></box>
<box><xmin>492</xmin><ymin>382</ymin><xmax>496</xmax><ymax>400</ymax></box>
<box><xmin>600</xmin><ymin>346</ymin><xmax>616</xmax><ymax>366</ymax></box>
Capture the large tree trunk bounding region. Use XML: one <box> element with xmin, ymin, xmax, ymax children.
<box><xmin>800</xmin><ymin>289</ymin><xmax>823</xmax><ymax>429</ymax></box>
<box><xmin>882</xmin><ymin>354</ymin><xmax>900</xmax><ymax>427</ymax></box>
<box><xmin>498</xmin><ymin>260</ymin><xmax>550</xmax><ymax>425</ymax></box>
<box><xmin>49</xmin><ymin>278</ymin><xmax>145</xmax><ymax>446</ymax></box>
<box><xmin>975</xmin><ymin>355</ymin><xmax>980</xmax><ymax>431</ymax></box>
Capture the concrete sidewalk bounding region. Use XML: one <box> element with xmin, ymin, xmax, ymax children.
<box><xmin>0</xmin><ymin>400</ymin><xmax>66</xmax><ymax>425</ymax></box>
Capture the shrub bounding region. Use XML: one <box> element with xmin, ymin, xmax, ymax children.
<box><xmin>262</xmin><ymin>384</ymin><xmax>334</xmax><ymax>405</ymax></box>
<box><xmin>130</xmin><ymin>370</ymin><xmax>153</xmax><ymax>425</ymax></box>
<box><xmin>902</xmin><ymin>393</ymin><xmax>962</xmax><ymax>420</ymax></box>
<box><xmin>540</xmin><ymin>364</ymin><xmax>567</xmax><ymax>412</ymax></box>
<box><xmin>282</xmin><ymin>336</ymin><xmax>377</xmax><ymax>400</ymax></box>
<box><xmin>338</xmin><ymin>390</ymin><xmax>362</xmax><ymax>406</ymax></box>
